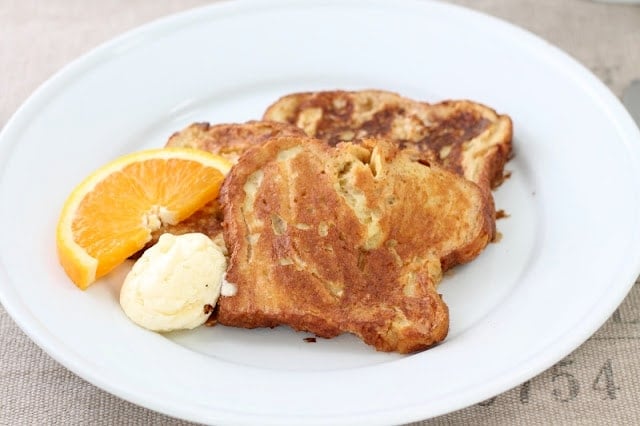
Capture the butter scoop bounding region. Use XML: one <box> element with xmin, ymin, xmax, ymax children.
<box><xmin>120</xmin><ymin>233</ymin><xmax>226</xmax><ymax>332</ymax></box>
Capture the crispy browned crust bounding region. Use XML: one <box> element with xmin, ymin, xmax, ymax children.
<box><xmin>218</xmin><ymin>136</ymin><xmax>493</xmax><ymax>353</ymax></box>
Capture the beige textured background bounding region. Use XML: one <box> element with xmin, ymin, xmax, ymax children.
<box><xmin>1</xmin><ymin>0</ymin><xmax>639</xmax><ymax>424</ymax></box>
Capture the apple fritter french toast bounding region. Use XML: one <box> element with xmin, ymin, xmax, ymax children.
<box><xmin>216</xmin><ymin>136</ymin><xmax>494</xmax><ymax>353</ymax></box>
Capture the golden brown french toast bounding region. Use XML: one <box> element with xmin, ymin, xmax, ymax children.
<box><xmin>217</xmin><ymin>136</ymin><xmax>494</xmax><ymax>353</ymax></box>
<box><xmin>262</xmin><ymin>90</ymin><xmax>513</xmax><ymax>194</ymax></box>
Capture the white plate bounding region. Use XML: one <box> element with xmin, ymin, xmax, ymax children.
<box><xmin>1</xmin><ymin>0</ymin><xmax>640</xmax><ymax>424</ymax></box>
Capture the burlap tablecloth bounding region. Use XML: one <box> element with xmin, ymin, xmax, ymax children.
<box><xmin>1</xmin><ymin>1</ymin><xmax>639</xmax><ymax>424</ymax></box>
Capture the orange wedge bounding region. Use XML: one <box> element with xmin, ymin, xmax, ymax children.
<box><xmin>56</xmin><ymin>147</ymin><xmax>232</xmax><ymax>289</ymax></box>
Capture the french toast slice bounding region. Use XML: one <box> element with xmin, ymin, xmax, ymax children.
<box><xmin>164</xmin><ymin>120</ymin><xmax>306</xmax><ymax>163</ymax></box>
<box><xmin>263</xmin><ymin>90</ymin><xmax>513</xmax><ymax>194</ymax></box>
<box><xmin>217</xmin><ymin>136</ymin><xmax>494</xmax><ymax>353</ymax></box>
<box><xmin>147</xmin><ymin>121</ymin><xmax>306</xmax><ymax>244</ymax></box>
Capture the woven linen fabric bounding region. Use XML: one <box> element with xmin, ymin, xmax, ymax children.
<box><xmin>1</xmin><ymin>0</ymin><xmax>639</xmax><ymax>424</ymax></box>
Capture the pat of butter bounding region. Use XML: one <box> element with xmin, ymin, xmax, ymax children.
<box><xmin>120</xmin><ymin>233</ymin><xmax>226</xmax><ymax>332</ymax></box>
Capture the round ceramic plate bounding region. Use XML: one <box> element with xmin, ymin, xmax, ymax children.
<box><xmin>1</xmin><ymin>0</ymin><xmax>640</xmax><ymax>424</ymax></box>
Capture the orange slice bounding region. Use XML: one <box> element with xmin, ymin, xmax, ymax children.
<box><xmin>56</xmin><ymin>147</ymin><xmax>232</xmax><ymax>289</ymax></box>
